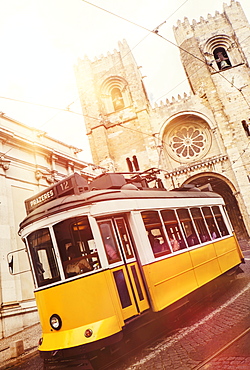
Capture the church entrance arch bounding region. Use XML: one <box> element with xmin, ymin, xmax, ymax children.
<box><xmin>183</xmin><ymin>173</ymin><xmax>249</xmax><ymax>250</ymax></box>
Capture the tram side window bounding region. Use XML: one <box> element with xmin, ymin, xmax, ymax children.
<box><xmin>27</xmin><ymin>228</ymin><xmax>60</xmax><ymax>287</ymax></box>
<box><xmin>141</xmin><ymin>211</ymin><xmax>171</xmax><ymax>256</ymax></box>
<box><xmin>53</xmin><ymin>216</ymin><xmax>101</xmax><ymax>278</ymax></box>
<box><xmin>190</xmin><ymin>208</ymin><xmax>211</xmax><ymax>243</ymax></box>
<box><xmin>177</xmin><ymin>209</ymin><xmax>200</xmax><ymax>247</ymax></box>
<box><xmin>98</xmin><ymin>220</ymin><xmax>122</xmax><ymax>264</ymax></box>
<box><xmin>202</xmin><ymin>207</ymin><xmax>220</xmax><ymax>239</ymax></box>
<box><xmin>212</xmin><ymin>206</ymin><xmax>229</xmax><ymax>236</ymax></box>
<box><xmin>161</xmin><ymin>209</ymin><xmax>184</xmax><ymax>251</ymax></box>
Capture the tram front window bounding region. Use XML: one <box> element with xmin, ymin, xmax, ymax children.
<box><xmin>53</xmin><ymin>216</ymin><xmax>101</xmax><ymax>278</ymax></box>
<box><xmin>27</xmin><ymin>228</ymin><xmax>60</xmax><ymax>287</ymax></box>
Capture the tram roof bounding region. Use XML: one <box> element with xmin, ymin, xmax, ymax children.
<box><xmin>19</xmin><ymin>173</ymin><xmax>221</xmax><ymax>230</ymax></box>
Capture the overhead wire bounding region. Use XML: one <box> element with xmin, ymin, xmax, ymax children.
<box><xmin>1</xmin><ymin>0</ymin><xmax>249</xmax><ymax>123</ymax></box>
<box><xmin>63</xmin><ymin>0</ymin><xmax>190</xmax><ymax>117</ymax></box>
<box><xmin>0</xmin><ymin>0</ymin><xmax>192</xmax><ymax>137</ymax></box>
<box><xmin>79</xmin><ymin>0</ymin><xmax>250</xmax><ymax>171</ymax></box>
<box><xmin>0</xmin><ymin>95</ymin><xmax>101</xmax><ymax>121</ymax></box>
<box><xmin>81</xmin><ymin>0</ymin><xmax>207</xmax><ymax>66</ymax></box>
<box><xmin>81</xmin><ymin>0</ymin><xmax>250</xmax><ymax>109</ymax></box>
<box><xmin>1</xmin><ymin>0</ymin><xmax>250</xmax><ymax>170</ymax></box>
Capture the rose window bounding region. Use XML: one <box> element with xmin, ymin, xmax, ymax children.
<box><xmin>169</xmin><ymin>125</ymin><xmax>208</xmax><ymax>160</ymax></box>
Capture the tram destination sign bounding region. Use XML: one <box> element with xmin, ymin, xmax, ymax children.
<box><xmin>25</xmin><ymin>173</ymin><xmax>88</xmax><ymax>214</ymax></box>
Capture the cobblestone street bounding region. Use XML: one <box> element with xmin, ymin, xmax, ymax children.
<box><xmin>111</xmin><ymin>249</ymin><xmax>250</xmax><ymax>370</ymax></box>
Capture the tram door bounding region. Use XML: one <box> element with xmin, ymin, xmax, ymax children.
<box><xmin>98</xmin><ymin>216</ymin><xmax>149</xmax><ymax>321</ymax></box>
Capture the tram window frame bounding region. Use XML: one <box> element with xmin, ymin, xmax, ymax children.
<box><xmin>212</xmin><ymin>206</ymin><xmax>229</xmax><ymax>237</ymax></box>
<box><xmin>98</xmin><ymin>220</ymin><xmax>122</xmax><ymax>264</ymax></box>
<box><xmin>141</xmin><ymin>211</ymin><xmax>171</xmax><ymax>257</ymax></box>
<box><xmin>190</xmin><ymin>208</ymin><xmax>211</xmax><ymax>243</ymax></box>
<box><xmin>53</xmin><ymin>216</ymin><xmax>101</xmax><ymax>279</ymax></box>
<box><xmin>201</xmin><ymin>207</ymin><xmax>221</xmax><ymax>239</ymax></box>
<box><xmin>114</xmin><ymin>217</ymin><xmax>135</xmax><ymax>260</ymax></box>
<box><xmin>222</xmin><ymin>205</ymin><xmax>233</xmax><ymax>232</ymax></box>
<box><xmin>160</xmin><ymin>209</ymin><xmax>185</xmax><ymax>252</ymax></box>
<box><xmin>176</xmin><ymin>208</ymin><xmax>200</xmax><ymax>247</ymax></box>
<box><xmin>27</xmin><ymin>228</ymin><xmax>61</xmax><ymax>287</ymax></box>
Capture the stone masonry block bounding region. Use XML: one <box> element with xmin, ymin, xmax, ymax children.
<box><xmin>10</xmin><ymin>339</ymin><xmax>24</xmax><ymax>358</ymax></box>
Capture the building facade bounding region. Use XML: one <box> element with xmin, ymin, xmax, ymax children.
<box><xmin>0</xmin><ymin>112</ymin><xmax>102</xmax><ymax>338</ymax></box>
<box><xmin>75</xmin><ymin>1</ymin><xmax>250</xmax><ymax>250</ymax></box>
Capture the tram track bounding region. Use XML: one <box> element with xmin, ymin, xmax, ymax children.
<box><xmin>193</xmin><ymin>326</ymin><xmax>250</xmax><ymax>370</ymax></box>
<box><xmin>93</xmin><ymin>322</ymin><xmax>181</xmax><ymax>370</ymax></box>
<box><xmin>93</xmin><ymin>277</ymin><xmax>233</xmax><ymax>370</ymax></box>
<box><xmin>95</xmin><ymin>276</ymin><xmax>249</xmax><ymax>370</ymax></box>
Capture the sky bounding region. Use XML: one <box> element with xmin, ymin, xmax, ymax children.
<box><xmin>0</xmin><ymin>0</ymin><xmax>250</xmax><ymax>162</ymax></box>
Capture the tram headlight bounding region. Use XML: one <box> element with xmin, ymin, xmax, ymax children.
<box><xmin>50</xmin><ymin>314</ymin><xmax>62</xmax><ymax>330</ymax></box>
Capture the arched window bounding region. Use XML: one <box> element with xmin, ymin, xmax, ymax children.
<box><xmin>101</xmin><ymin>77</ymin><xmax>130</xmax><ymax>114</ymax></box>
<box><xmin>213</xmin><ymin>47</ymin><xmax>231</xmax><ymax>70</ymax></box>
<box><xmin>111</xmin><ymin>87</ymin><xmax>124</xmax><ymax>111</ymax></box>
<box><xmin>126</xmin><ymin>156</ymin><xmax>140</xmax><ymax>172</ymax></box>
<box><xmin>126</xmin><ymin>157</ymin><xmax>133</xmax><ymax>172</ymax></box>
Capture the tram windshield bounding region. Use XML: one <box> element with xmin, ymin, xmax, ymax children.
<box><xmin>27</xmin><ymin>228</ymin><xmax>60</xmax><ymax>287</ymax></box>
<box><xmin>26</xmin><ymin>216</ymin><xmax>101</xmax><ymax>287</ymax></box>
<box><xmin>53</xmin><ymin>216</ymin><xmax>101</xmax><ymax>278</ymax></box>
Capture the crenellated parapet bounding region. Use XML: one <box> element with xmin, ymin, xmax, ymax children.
<box><xmin>151</xmin><ymin>92</ymin><xmax>205</xmax><ymax>118</ymax></box>
<box><xmin>173</xmin><ymin>0</ymin><xmax>248</xmax><ymax>47</ymax></box>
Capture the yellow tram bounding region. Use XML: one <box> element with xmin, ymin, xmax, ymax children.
<box><xmin>17</xmin><ymin>172</ymin><xmax>244</xmax><ymax>365</ymax></box>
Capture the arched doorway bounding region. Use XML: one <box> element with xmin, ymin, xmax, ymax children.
<box><xmin>184</xmin><ymin>173</ymin><xmax>249</xmax><ymax>250</ymax></box>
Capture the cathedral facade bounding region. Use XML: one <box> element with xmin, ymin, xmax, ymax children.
<box><xmin>75</xmin><ymin>1</ymin><xmax>250</xmax><ymax>249</ymax></box>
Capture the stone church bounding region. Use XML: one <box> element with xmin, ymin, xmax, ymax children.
<box><xmin>74</xmin><ymin>0</ymin><xmax>250</xmax><ymax>249</ymax></box>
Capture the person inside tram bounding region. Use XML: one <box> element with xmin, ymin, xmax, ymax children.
<box><xmin>148</xmin><ymin>230</ymin><xmax>171</xmax><ymax>255</ymax></box>
<box><xmin>211</xmin><ymin>230</ymin><xmax>217</xmax><ymax>239</ymax></box>
<box><xmin>187</xmin><ymin>233</ymin><xmax>199</xmax><ymax>247</ymax></box>
<box><xmin>148</xmin><ymin>230</ymin><xmax>161</xmax><ymax>253</ymax></box>
<box><xmin>169</xmin><ymin>237</ymin><xmax>181</xmax><ymax>251</ymax></box>
<box><xmin>65</xmin><ymin>245</ymin><xmax>92</xmax><ymax>277</ymax></box>
<box><xmin>207</xmin><ymin>223</ymin><xmax>218</xmax><ymax>239</ymax></box>
<box><xmin>152</xmin><ymin>238</ymin><xmax>162</xmax><ymax>254</ymax></box>
<box><xmin>104</xmin><ymin>237</ymin><xmax>120</xmax><ymax>262</ymax></box>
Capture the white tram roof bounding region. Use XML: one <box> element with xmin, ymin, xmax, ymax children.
<box><xmin>19</xmin><ymin>173</ymin><xmax>222</xmax><ymax>230</ymax></box>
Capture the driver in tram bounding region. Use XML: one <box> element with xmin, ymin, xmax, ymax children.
<box><xmin>66</xmin><ymin>245</ymin><xmax>92</xmax><ymax>276</ymax></box>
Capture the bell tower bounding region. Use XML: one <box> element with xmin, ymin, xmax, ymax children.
<box><xmin>173</xmin><ymin>0</ymin><xmax>250</xmax><ymax>141</ymax></box>
<box><xmin>75</xmin><ymin>39</ymin><xmax>153</xmax><ymax>172</ymax></box>
<box><xmin>171</xmin><ymin>0</ymin><xmax>250</xmax><ymax>244</ymax></box>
